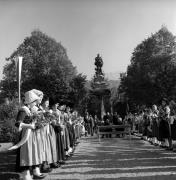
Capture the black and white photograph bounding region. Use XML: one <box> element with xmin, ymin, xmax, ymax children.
<box><xmin>0</xmin><ymin>0</ymin><xmax>176</xmax><ymax>179</ymax></box>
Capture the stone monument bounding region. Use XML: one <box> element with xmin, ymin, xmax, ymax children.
<box><xmin>90</xmin><ymin>54</ymin><xmax>111</xmax><ymax>119</ymax></box>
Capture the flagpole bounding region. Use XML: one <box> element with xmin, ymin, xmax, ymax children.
<box><xmin>17</xmin><ymin>56</ymin><xmax>23</xmax><ymax>106</ymax></box>
<box><xmin>18</xmin><ymin>73</ymin><xmax>20</xmax><ymax>105</ymax></box>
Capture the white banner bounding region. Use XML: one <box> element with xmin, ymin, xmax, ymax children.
<box><xmin>15</xmin><ymin>56</ymin><xmax>23</xmax><ymax>104</ymax></box>
<box><xmin>18</xmin><ymin>56</ymin><xmax>23</xmax><ymax>84</ymax></box>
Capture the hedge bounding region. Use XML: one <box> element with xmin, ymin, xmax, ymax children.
<box><xmin>0</xmin><ymin>99</ymin><xmax>20</xmax><ymax>143</ymax></box>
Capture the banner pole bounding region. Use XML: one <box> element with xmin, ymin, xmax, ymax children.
<box><xmin>18</xmin><ymin>75</ymin><xmax>20</xmax><ymax>105</ymax></box>
<box><xmin>17</xmin><ymin>56</ymin><xmax>23</xmax><ymax>106</ymax></box>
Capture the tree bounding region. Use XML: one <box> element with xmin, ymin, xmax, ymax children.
<box><xmin>69</xmin><ymin>73</ymin><xmax>87</xmax><ymax>114</ymax></box>
<box><xmin>119</xmin><ymin>26</ymin><xmax>176</xmax><ymax>106</ymax></box>
<box><xmin>1</xmin><ymin>30</ymin><xmax>77</xmax><ymax>102</ymax></box>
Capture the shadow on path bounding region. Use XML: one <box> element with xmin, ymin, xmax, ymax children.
<box><xmin>2</xmin><ymin>136</ymin><xmax>176</xmax><ymax>180</ymax></box>
<box><xmin>47</xmin><ymin>135</ymin><xmax>176</xmax><ymax>180</ymax></box>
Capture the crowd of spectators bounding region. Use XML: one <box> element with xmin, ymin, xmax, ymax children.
<box><xmin>83</xmin><ymin>111</ymin><xmax>124</xmax><ymax>138</ymax></box>
<box><xmin>125</xmin><ymin>98</ymin><xmax>176</xmax><ymax>151</ymax></box>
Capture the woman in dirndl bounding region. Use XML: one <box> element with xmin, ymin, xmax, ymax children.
<box><xmin>59</xmin><ymin>105</ymin><xmax>72</xmax><ymax>156</ymax></box>
<box><xmin>40</xmin><ymin>96</ymin><xmax>53</xmax><ymax>170</ymax></box>
<box><xmin>50</xmin><ymin>99</ymin><xmax>66</xmax><ymax>164</ymax></box>
<box><xmin>151</xmin><ymin>105</ymin><xmax>159</xmax><ymax>145</ymax></box>
<box><xmin>159</xmin><ymin>106</ymin><xmax>173</xmax><ymax>150</ymax></box>
<box><xmin>74</xmin><ymin>113</ymin><xmax>80</xmax><ymax>140</ymax></box>
<box><xmin>32</xmin><ymin>90</ymin><xmax>59</xmax><ymax>171</ymax></box>
<box><xmin>47</xmin><ymin>98</ymin><xmax>59</xmax><ymax>168</ymax></box>
<box><xmin>65</xmin><ymin>107</ymin><xmax>75</xmax><ymax>151</ymax></box>
<box><xmin>40</xmin><ymin>96</ymin><xmax>59</xmax><ymax>170</ymax></box>
<box><xmin>15</xmin><ymin>90</ymin><xmax>46</xmax><ymax>180</ymax></box>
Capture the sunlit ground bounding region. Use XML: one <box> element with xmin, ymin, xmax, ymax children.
<box><xmin>1</xmin><ymin>136</ymin><xmax>176</xmax><ymax>180</ymax></box>
<box><xmin>46</xmin><ymin>135</ymin><xmax>176</xmax><ymax>180</ymax></box>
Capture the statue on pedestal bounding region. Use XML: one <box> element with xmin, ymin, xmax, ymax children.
<box><xmin>95</xmin><ymin>54</ymin><xmax>104</xmax><ymax>77</ymax></box>
<box><xmin>90</xmin><ymin>54</ymin><xmax>111</xmax><ymax>119</ymax></box>
<box><xmin>92</xmin><ymin>54</ymin><xmax>108</xmax><ymax>89</ymax></box>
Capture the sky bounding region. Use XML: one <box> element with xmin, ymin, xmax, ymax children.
<box><xmin>0</xmin><ymin>0</ymin><xmax>176</xmax><ymax>80</ymax></box>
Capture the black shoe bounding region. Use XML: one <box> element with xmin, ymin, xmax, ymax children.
<box><xmin>160</xmin><ymin>145</ymin><xmax>167</xmax><ymax>148</ymax></box>
<box><xmin>63</xmin><ymin>157</ymin><xmax>67</xmax><ymax>161</ymax></box>
<box><xmin>66</xmin><ymin>154</ymin><xmax>71</xmax><ymax>158</ymax></box>
<box><xmin>70</xmin><ymin>152</ymin><xmax>74</xmax><ymax>156</ymax></box>
<box><xmin>50</xmin><ymin>163</ymin><xmax>60</xmax><ymax>168</ymax></box>
<box><xmin>41</xmin><ymin>161</ymin><xmax>50</xmax><ymax>170</ymax></box>
<box><xmin>166</xmin><ymin>147</ymin><xmax>173</xmax><ymax>151</ymax></box>
<box><xmin>33</xmin><ymin>174</ymin><xmax>46</xmax><ymax>179</ymax></box>
<box><xmin>41</xmin><ymin>167</ymin><xmax>52</xmax><ymax>173</ymax></box>
<box><xmin>59</xmin><ymin>161</ymin><xmax>66</xmax><ymax>165</ymax></box>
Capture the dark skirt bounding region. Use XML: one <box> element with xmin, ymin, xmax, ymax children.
<box><xmin>147</xmin><ymin>126</ymin><xmax>153</xmax><ymax>138</ymax></box>
<box><xmin>67</xmin><ymin>123</ymin><xmax>76</xmax><ymax>147</ymax></box>
<box><xmin>55</xmin><ymin>126</ymin><xmax>65</xmax><ymax>161</ymax></box>
<box><xmin>16</xmin><ymin>147</ymin><xmax>32</xmax><ymax>172</ymax></box>
<box><xmin>85</xmin><ymin>123</ymin><xmax>91</xmax><ymax>134</ymax></box>
<box><xmin>152</xmin><ymin>120</ymin><xmax>159</xmax><ymax>138</ymax></box>
<box><xmin>159</xmin><ymin>120</ymin><xmax>171</xmax><ymax>139</ymax></box>
<box><xmin>171</xmin><ymin>124</ymin><xmax>176</xmax><ymax>140</ymax></box>
<box><xmin>142</xmin><ymin>126</ymin><xmax>148</xmax><ymax>136</ymax></box>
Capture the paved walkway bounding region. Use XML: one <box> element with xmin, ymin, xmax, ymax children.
<box><xmin>46</xmin><ymin>135</ymin><xmax>176</xmax><ymax>180</ymax></box>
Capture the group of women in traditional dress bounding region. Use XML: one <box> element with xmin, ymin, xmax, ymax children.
<box><xmin>129</xmin><ymin>98</ymin><xmax>176</xmax><ymax>151</ymax></box>
<box><xmin>9</xmin><ymin>89</ymin><xmax>85</xmax><ymax>180</ymax></box>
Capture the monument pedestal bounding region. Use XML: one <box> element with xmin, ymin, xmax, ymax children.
<box><xmin>90</xmin><ymin>54</ymin><xmax>111</xmax><ymax>119</ymax></box>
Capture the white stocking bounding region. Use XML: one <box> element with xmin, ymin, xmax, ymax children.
<box><xmin>22</xmin><ymin>170</ymin><xmax>33</xmax><ymax>180</ymax></box>
<box><xmin>33</xmin><ymin>167</ymin><xmax>42</xmax><ymax>176</ymax></box>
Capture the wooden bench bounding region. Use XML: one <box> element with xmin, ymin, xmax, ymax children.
<box><xmin>97</xmin><ymin>124</ymin><xmax>131</xmax><ymax>141</ymax></box>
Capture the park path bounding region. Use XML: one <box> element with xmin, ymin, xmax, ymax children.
<box><xmin>46</xmin><ymin>135</ymin><xmax>176</xmax><ymax>180</ymax></box>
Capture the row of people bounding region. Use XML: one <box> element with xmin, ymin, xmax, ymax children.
<box><xmin>128</xmin><ymin>98</ymin><xmax>176</xmax><ymax>151</ymax></box>
<box><xmin>84</xmin><ymin>111</ymin><xmax>124</xmax><ymax>138</ymax></box>
<box><xmin>10</xmin><ymin>89</ymin><xmax>84</xmax><ymax>180</ymax></box>
<box><xmin>84</xmin><ymin>112</ymin><xmax>98</xmax><ymax>136</ymax></box>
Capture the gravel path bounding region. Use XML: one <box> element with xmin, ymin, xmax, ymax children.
<box><xmin>1</xmin><ymin>136</ymin><xmax>176</xmax><ymax>179</ymax></box>
<box><xmin>46</xmin><ymin>135</ymin><xmax>176</xmax><ymax>180</ymax></box>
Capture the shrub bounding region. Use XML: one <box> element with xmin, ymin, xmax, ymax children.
<box><xmin>0</xmin><ymin>99</ymin><xmax>20</xmax><ymax>143</ymax></box>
